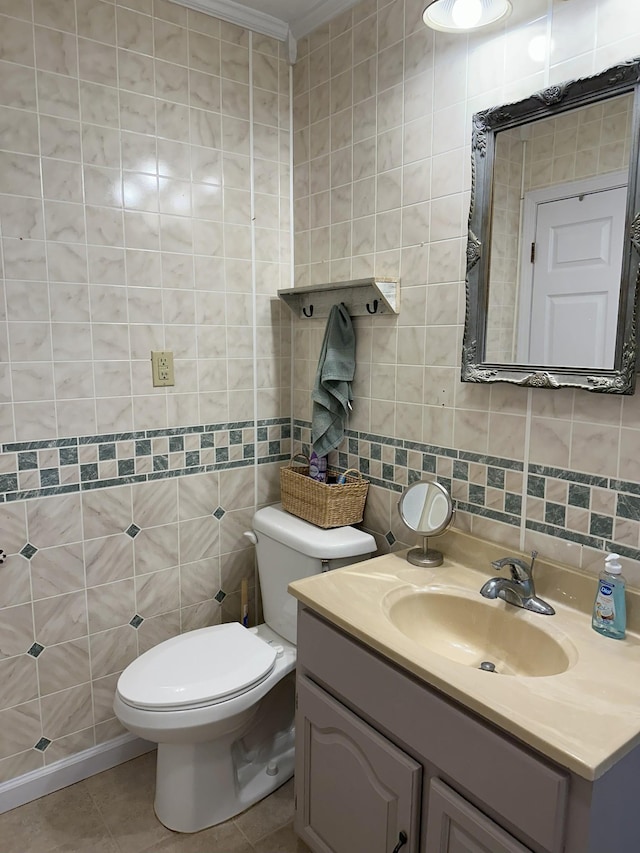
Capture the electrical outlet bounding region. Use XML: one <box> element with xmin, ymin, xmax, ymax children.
<box><xmin>151</xmin><ymin>350</ymin><xmax>175</xmax><ymax>387</ymax></box>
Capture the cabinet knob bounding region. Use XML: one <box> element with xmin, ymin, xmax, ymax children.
<box><xmin>391</xmin><ymin>831</ymin><xmax>408</xmax><ymax>853</ymax></box>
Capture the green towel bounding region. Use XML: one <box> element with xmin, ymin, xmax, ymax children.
<box><xmin>311</xmin><ymin>304</ymin><xmax>355</xmax><ymax>457</ymax></box>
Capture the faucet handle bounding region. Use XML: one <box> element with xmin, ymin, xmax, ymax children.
<box><xmin>491</xmin><ymin>552</ymin><xmax>537</xmax><ymax>584</ymax></box>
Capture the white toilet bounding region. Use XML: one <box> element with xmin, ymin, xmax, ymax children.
<box><xmin>113</xmin><ymin>503</ymin><xmax>375</xmax><ymax>833</ymax></box>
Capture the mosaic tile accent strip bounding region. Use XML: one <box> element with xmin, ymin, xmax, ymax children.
<box><xmin>294</xmin><ymin>420</ymin><xmax>640</xmax><ymax>563</ymax></box>
<box><xmin>0</xmin><ymin>419</ymin><xmax>291</xmax><ymax>504</ymax></box>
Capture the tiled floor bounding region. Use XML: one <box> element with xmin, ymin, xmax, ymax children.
<box><xmin>0</xmin><ymin>752</ymin><xmax>312</xmax><ymax>853</ymax></box>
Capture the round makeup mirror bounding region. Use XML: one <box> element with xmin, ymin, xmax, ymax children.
<box><xmin>398</xmin><ymin>480</ymin><xmax>455</xmax><ymax>567</ymax></box>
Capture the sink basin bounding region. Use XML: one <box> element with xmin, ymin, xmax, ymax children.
<box><xmin>383</xmin><ymin>588</ymin><xmax>578</xmax><ymax>677</ymax></box>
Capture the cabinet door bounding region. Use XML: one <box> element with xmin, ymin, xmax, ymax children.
<box><xmin>295</xmin><ymin>676</ymin><xmax>421</xmax><ymax>853</ymax></box>
<box><xmin>425</xmin><ymin>779</ymin><xmax>533</xmax><ymax>853</ymax></box>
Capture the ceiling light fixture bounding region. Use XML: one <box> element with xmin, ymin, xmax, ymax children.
<box><xmin>422</xmin><ymin>0</ymin><xmax>512</xmax><ymax>33</ymax></box>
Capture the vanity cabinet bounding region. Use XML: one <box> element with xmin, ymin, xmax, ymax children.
<box><xmin>425</xmin><ymin>779</ymin><xmax>532</xmax><ymax>853</ymax></box>
<box><xmin>296</xmin><ymin>676</ymin><xmax>421</xmax><ymax>853</ymax></box>
<box><xmin>294</xmin><ymin>604</ymin><xmax>640</xmax><ymax>853</ymax></box>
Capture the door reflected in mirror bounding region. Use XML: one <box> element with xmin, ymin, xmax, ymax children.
<box><xmin>486</xmin><ymin>93</ymin><xmax>632</xmax><ymax>369</ymax></box>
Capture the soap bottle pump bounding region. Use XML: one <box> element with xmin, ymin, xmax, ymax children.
<box><xmin>592</xmin><ymin>553</ymin><xmax>626</xmax><ymax>640</ymax></box>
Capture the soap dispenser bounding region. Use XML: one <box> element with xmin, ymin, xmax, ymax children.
<box><xmin>592</xmin><ymin>553</ymin><xmax>626</xmax><ymax>640</ymax></box>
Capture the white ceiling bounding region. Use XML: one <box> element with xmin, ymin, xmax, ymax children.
<box><xmin>177</xmin><ymin>0</ymin><xmax>359</xmax><ymax>47</ymax></box>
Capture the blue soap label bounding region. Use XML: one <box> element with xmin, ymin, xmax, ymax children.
<box><xmin>595</xmin><ymin>582</ymin><xmax>616</xmax><ymax>622</ymax></box>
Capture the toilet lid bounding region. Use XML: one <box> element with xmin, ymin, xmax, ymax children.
<box><xmin>117</xmin><ymin>623</ymin><xmax>277</xmax><ymax>711</ymax></box>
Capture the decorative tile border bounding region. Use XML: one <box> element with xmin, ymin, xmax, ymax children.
<box><xmin>7</xmin><ymin>414</ymin><xmax>637</xmax><ymax>561</ymax></box>
<box><xmin>0</xmin><ymin>419</ymin><xmax>291</xmax><ymax>503</ymax></box>
<box><xmin>294</xmin><ymin>420</ymin><xmax>640</xmax><ymax>563</ymax></box>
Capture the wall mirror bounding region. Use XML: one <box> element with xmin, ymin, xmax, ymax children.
<box><xmin>462</xmin><ymin>57</ymin><xmax>640</xmax><ymax>393</ymax></box>
<box><xmin>398</xmin><ymin>481</ymin><xmax>454</xmax><ymax>568</ymax></box>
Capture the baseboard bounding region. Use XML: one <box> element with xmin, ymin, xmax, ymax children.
<box><xmin>0</xmin><ymin>734</ymin><xmax>155</xmax><ymax>814</ymax></box>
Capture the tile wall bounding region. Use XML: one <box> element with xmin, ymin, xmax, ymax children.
<box><xmin>0</xmin><ymin>0</ymin><xmax>291</xmax><ymax>783</ymax></box>
<box><xmin>292</xmin><ymin>0</ymin><xmax>640</xmax><ymax>585</ymax></box>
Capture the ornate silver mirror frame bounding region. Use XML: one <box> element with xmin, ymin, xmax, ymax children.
<box><xmin>462</xmin><ymin>57</ymin><xmax>640</xmax><ymax>393</ymax></box>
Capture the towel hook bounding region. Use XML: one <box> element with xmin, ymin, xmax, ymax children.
<box><xmin>302</xmin><ymin>305</ymin><xmax>314</xmax><ymax>318</ymax></box>
<box><xmin>366</xmin><ymin>299</ymin><xmax>379</xmax><ymax>314</ymax></box>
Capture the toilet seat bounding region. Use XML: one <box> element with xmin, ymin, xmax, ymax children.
<box><xmin>117</xmin><ymin>623</ymin><xmax>277</xmax><ymax>712</ymax></box>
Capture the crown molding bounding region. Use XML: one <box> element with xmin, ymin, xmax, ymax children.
<box><xmin>171</xmin><ymin>0</ymin><xmax>359</xmax><ymax>60</ymax></box>
<box><xmin>289</xmin><ymin>0</ymin><xmax>359</xmax><ymax>39</ymax></box>
<box><xmin>172</xmin><ymin>0</ymin><xmax>290</xmax><ymax>41</ymax></box>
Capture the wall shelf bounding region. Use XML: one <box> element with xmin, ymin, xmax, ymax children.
<box><xmin>277</xmin><ymin>278</ymin><xmax>400</xmax><ymax>320</ymax></box>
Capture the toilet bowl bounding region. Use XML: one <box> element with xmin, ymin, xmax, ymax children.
<box><xmin>113</xmin><ymin>503</ymin><xmax>375</xmax><ymax>833</ymax></box>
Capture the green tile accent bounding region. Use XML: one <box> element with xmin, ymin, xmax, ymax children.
<box><xmin>118</xmin><ymin>459</ymin><xmax>135</xmax><ymax>476</ymax></box>
<box><xmin>169</xmin><ymin>436</ymin><xmax>184</xmax><ymax>452</ymax></box>
<box><xmin>395</xmin><ymin>448</ymin><xmax>407</xmax><ymax>466</ymax></box>
<box><xmin>468</xmin><ymin>484</ymin><xmax>485</xmax><ymax>505</ymax></box>
<box><xmin>59</xmin><ymin>447</ymin><xmax>78</xmax><ymax>465</ymax></box>
<box><xmin>616</xmin><ymin>493</ymin><xmax>640</xmax><ymax>521</ymax></box>
<box><xmin>545</xmin><ymin>502</ymin><xmax>566</xmax><ymax>526</ymax></box>
<box><xmin>0</xmin><ymin>473</ymin><xmax>18</xmax><ymax>492</ymax></box>
<box><xmin>18</xmin><ymin>452</ymin><xmax>37</xmax><ymax>470</ymax></box>
<box><xmin>453</xmin><ymin>460</ymin><xmax>469</xmax><ymax>481</ymax></box>
<box><xmin>527</xmin><ymin>475</ymin><xmax>545</xmax><ymax>498</ymax></box>
<box><xmin>526</xmin><ymin>520</ymin><xmax>603</xmax><ymax>550</ymax></box>
<box><xmin>528</xmin><ymin>464</ymin><xmax>608</xmax><ymax>487</ymax></box>
<box><xmin>40</xmin><ymin>469</ymin><xmax>59</xmax><ymax>487</ymax></box>
<box><xmin>590</xmin><ymin>514</ymin><xmax>613</xmax><ymax>538</ymax></box>
<box><xmin>456</xmin><ymin>502</ymin><xmax>520</xmax><ymax>528</ymax></box>
<box><xmin>504</xmin><ymin>492</ymin><xmax>522</xmax><ymax>515</ymax></box>
<box><xmin>568</xmin><ymin>483</ymin><xmax>590</xmax><ymax>508</ymax></box>
<box><xmin>487</xmin><ymin>467</ymin><xmax>505</xmax><ymax>489</ymax></box>
<box><xmin>422</xmin><ymin>454</ymin><xmax>436</xmax><ymax>473</ymax></box>
<box><xmin>20</xmin><ymin>543</ymin><xmax>38</xmax><ymax>559</ymax></box>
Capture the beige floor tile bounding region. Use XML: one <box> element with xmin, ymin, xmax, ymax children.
<box><xmin>233</xmin><ymin>778</ymin><xmax>295</xmax><ymax>843</ymax></box>
<box><xmin>1</xmin><ymin>753</ymin><xmax>307</xmax><ymax>853</ymax></box>
<box><xmin>84</xmin><ymin>750</ymin><xmax>157</xmax><ymax>801</ymax></box>
<box><xmin>143</xmin><ymin>821</ymin><xmax>254</xmax><ymax>853</ymax></box>
<box><xmin>0</xmin><ymin>781</ymin><xmax>118</xmax><ymax>853</ymax></box>
<box><xmin>252</xmin><ymin>822</ymin><xmax>312</xmax><ymax>853</ymax></box>
<box><xmin>84</xmin><ymin>752</ymin><xmax>175</xmax><ymax>852</ymax></box>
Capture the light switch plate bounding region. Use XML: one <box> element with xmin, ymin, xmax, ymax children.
<box><xmin>151</xmin><ymin>350</ymin><xmax>175</xmax><ymax>387</ymax></box>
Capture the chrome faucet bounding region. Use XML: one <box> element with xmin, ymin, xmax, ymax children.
<box><xmin>479</xmin><ymin>550</ymin><xmax>555</xmax><ymax>615</ymax></box>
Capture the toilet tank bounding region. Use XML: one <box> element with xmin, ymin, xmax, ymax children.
<box><xmin>252</xmin><ymin>504</ymin><xmax>375</xmax><ymax>644</ymax></box>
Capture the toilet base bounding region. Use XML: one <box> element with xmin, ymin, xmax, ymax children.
<box><xmin>154</xmin><ymin>671</ymin><xmax>296</xmax><ymax>833</ymax></box>
<box><xmin>154</xmin><ymin>728</ymin><xmax>295</xmax><ymax>832</ymax></box>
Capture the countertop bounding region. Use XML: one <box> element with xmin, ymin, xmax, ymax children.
<box><xmin>288</xmin><ymin>528</ymin><xmax>640</xmax><ymax>781</ymax></box>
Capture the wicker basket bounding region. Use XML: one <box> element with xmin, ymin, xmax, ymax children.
<box><xmin>280</xmin><ymin>457</ymin><xmax>369</xmax><ymax>528</ymax></box>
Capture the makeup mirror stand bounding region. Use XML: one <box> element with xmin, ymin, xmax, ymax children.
<box><xmin>407</xmin><ymin>535</ymin><xmax>445</xmax><ymax>568</ymax></box>
<box><xmin>398</xmin><ymin>480</ymin><xmax>455</xmax><ymax>568</ymax></box>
